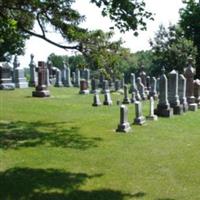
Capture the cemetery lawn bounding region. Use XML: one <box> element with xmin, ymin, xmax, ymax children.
<box><xmin>1</xmin><ymin>87</ymin><xmax>200</xmax><ymax>200</ymax></box>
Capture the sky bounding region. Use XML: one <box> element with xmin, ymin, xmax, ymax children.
<box><xmin>18</xmin><ymin>0</ymin><xmax>184</xmax><ymax>68</ymax></box>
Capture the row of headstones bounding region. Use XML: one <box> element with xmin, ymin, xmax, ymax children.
<box><xmin>0</xmin><ymin>56</ymin><xmax>29</xmax><ymax>90</ymax></box>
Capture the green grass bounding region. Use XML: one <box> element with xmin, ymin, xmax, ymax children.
<box><xmin>0</xmin><ymin>87</ymin><xmax>200</xmax><ymax>200</ymax></box>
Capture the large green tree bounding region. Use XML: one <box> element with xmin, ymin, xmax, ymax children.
<box><xmin>179</xmin><ymin>0</ymin><xmax>200</xmax><ymax>77</ymax></box>
<box><xmin>0</xmin><ymin>0</ymin><xmax>153</xmax><ymax>60</ymax></box>
<box><xmin>149</xmin><ymin>24</ymin><xmax>197</xmax><ymax>75</ymax></box>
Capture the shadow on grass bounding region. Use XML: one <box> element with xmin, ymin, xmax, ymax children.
<box><xmin>0</xmin><ymin>121</ymin><xmax>102</xmax><ymax>150</ymax></box>
<box><xmin>0</xmin><ymin>167</ymin><xmax>141</xmax><ymax>200</ymax></box>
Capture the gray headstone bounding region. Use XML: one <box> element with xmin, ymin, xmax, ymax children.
<box><xmin>0</xmin><ymin>62</ymin><xmax>15</xmax><ymax>90</ymax></box>
<box><xmin>92</xmin><ymin>92</ymin><xmax>101</xmax><ymax>106</ymax></box>
<box><xmin>14</xmin><ymin>68</ymin><xmax>28</xmax><ymax>88</ymax></box>
<box><xmin>130</xmin><ymin>73</ymin><xmax>138</xmax><ymax>93</ymax></box>
<box><xmin>102</xmin><ymin>80</ymin><xmax>110</xmax><ymax>94</ymax></box>
<box><xmin>155</xmin><ymin>67</ymin><xmax>173</xmax><ymax>117</ymax></box>
<box><xmin>136</xmin><ymin>77</ymin><xmax>147</xmax><ymax>100</ymax></box>
<box><xmin>134</xmin><ymin>101</ymin><xmax>146</xmax><ymax>125</ymax></box>
<box><xmin>29</xmin><ymin>54</ymin><xmax>38</xmax><ymax>87</ymax></box>
<box><xmin>149</xmin><ymin>77</ymin><xmax>158</xmax><ymax>100</ymax></box>
<box><xmin>147</xmin><ymin>97</ymin><xmax>158</xmax><ymax>120</ymax></box>
<box><xmin>168</xmin><ymin>70</ymin><xmax>183</xmax><ymax>115</ymax></box>
<box><xmin>55</xmin><ymin>69</ymin><xmax>63</xmax><ymax>87</ymax></box>
<box><xmin>75</xmin><ymin>69</ymin><xmax>80</xmax><ymax>87</ymax></box>
<box><xmin>122</xmin><ymin>85</ymin><xmax>131</xmax><ymax>104</ymax></box>
<box><xmin>90</xmin><ymin>78</ymin><xmax>99</xmax><ymax>93</ymax></box>
<box><xmin>194</xmin><ymin>79</ymin><xmax>200</xmax><ymax>108</ymax></box>
<box><xmin>178</xmin><ymin>74</ymin><xmax>188</xmax><ymax>112</ymax></box>
<box><xmin>72</xmin><ymin>72</ymin><xmax>76</xmax><ymax>85</ymax></box>
<box><xmin>131</xmin><ymin>92</ymin><xmax>136</xmax><ymax>103</ymax></box>
<box><xmin>103</xmin><ymin>91</ymin><xmax>112</xmax><ymax>105</ymax></box>
<box><xmin>184</xmin><ymin>57</ymin><xmax>198</xmax><ymax>111</ymax></box>
<box><xmin>116</xmin><ymin>105</ymin><xmax>131</xmax><ymax>133</ymax></box>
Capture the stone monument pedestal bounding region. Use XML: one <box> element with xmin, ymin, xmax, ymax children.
<box><xmin>155</xmin><ymin>104</ymin><xmax>173</xmax><ymax>117</ymax></box>
<box><xmin>32</xmin><ymin>85</ymin><xmax>50</xmax><ymax>97</ymax></box>
<box><xmin>14</xmin><ymin>68</ymin><xmax>28</xmax><ymax>88</ymax></box>
<box><xmin>189</xmin><ymin>103</ymin><xmax>198</xmax><ymax>111</ymax></box>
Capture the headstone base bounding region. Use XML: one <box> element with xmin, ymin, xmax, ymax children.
<box><xmin>16</xmin><ymin>81</ymin><xmax>28</xmax><ymax>88</ymax></box>
<box><xmin>0</xmin><ymin>83</ymin><xmax>15</xmax><ymax>90</ymax></box>
<box><xmin>172</xmin><ymin>105</ymin><xmax>183</xmax><ymax>115</ymax></box>
<box><xmin>155</xmin><ymin>104</ymin><xmax>173</xmax><ymax>117</ymax></box>
<box><xmin>79</xmin><ymin>90</ymin><xmax>89</xmax><ymax>94</ymax></box>
<box><xmin>182</xmin><ymin>103</ymin><xmax>188</xmax><ymax>112</ymax></box>
<box><xmin>32</xmin><ymin>90</ymin><xmax>50</xmax><ymax>97</ymax></box>
<box><xmin>146</xmin><ymin>115</ymin><xmax>158</xmax><ymax>121</ymax></box>
<box><xmin>122</xmin><ymin>98</ymin><xmax>131</xmax><ymax>104</ymax></box>
<box><xmin>188</xmin><ymin>103</ymin><xmax>198</xmax><ymax>111</ymax></box>
<box><xmin>116</xmin><ymin>122</ymin><xmax>131</xmax><ymax>133</ymax></box>
<box><xmin>134</xmin><ymin>116</ymin><xmax>146</xmax><ymax>125</ymax></box>
<box><xmin>55</xmin><ymin>83</ymin><xmax>63</xmax><ymax>87</ymax></box>
<box><xmin>102</xmin><ymin>89</ymin><xmax>110</xmax><ymax>94</ymax></box>
<box><xmin>90</xmin><ymin>89</ymin><xmax>100</xmax><ymax>94</ymax></box>
<box><xmin>103</xmin><ymin>101</ymin><xmax>112</xmax><ymax>106</ymax></box>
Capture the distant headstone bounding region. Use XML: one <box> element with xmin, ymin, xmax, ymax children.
<box><xmin>147</xmin><ymin>97</ymin><xmax>158</xmax><ymax>120</ymax></box>
<box><xmin>155</xmin><ymin>67</ymin><xmax>173</xmax><ymax>117</ymax></box>
<box><xmin>90</xmin><ymin>78</ymin><xmax>99</xmax><ymax>94</ymax></box>
<box><xmin>136</xmin><ymin>77</ymin><xmax>147</xmax><ymax>100</ymax></box>
<box><xmin>72</xmin><ymin>72</ymin><xmax>76</xmax><ymax>85</ymax></box>
<box><xmin>99</xmin><ymin>73</ymin><xmax>104</xmax><ymax>88</ymax></box>
<box><xmin>29</xmin><ymin>54</ymin><xmax>38</xmax><ymax>87</ymax></box>
<box><xmin>13</xmin><ymin>56</ymin><xmax>28</xmax><ymax>88</ymax></box>
<box><xmin>75</xmin><ymin>69</ymin><xmax>80</xmax><ymax>87</ymax></box>
<box><xmin>184</xmin><ymin>57</ymin><xmax>198</xmax><ymax>111</ymax></box>
<box><xmin>130</xmin><ymin>73</ymin><xmax>138</xmax><ymax>93</ymax></box>
<box><xmin>32</xmin><ymin>61</ymin><xmax>50</xmax><ymax>97</ymax></box>
<box><xmin>114</xmin><ymin>80</ymin><xmax>121</xmax><ymax>92</ymax></box>
<box><xmin>116</xmin><ymin>105</ymin><xmax>131</xmax><ymax>133</ymax></box>
<box><xmin>92</xmin><ymin>92</ymin><xmax>102</xmax><ymax>106</ymax></box>
<box><xmin>178</xmin><ymin>74</ymin><xmax>188</xmax><ymax>112</ymax></box>
<box><xmin>194</xmin><ymin>79</ymin><xmax>200</xmax><ymax>108</ymax></box>
<box><xmin>0</xmin><ymin>62</ymin><xmax>15</xmax><ymax>90</ymax></box>
<box><xmin>134</xmin><ymin>101</ymin><xmax>146</xmax><ymax>125</ymax></box>
<box><xmin>55</xmin><ymin>69</ymin><xmax>63</xmax><ymax>87</ymax></box>
<box><xmin>79</xmin><ymin>79</ymin><xmax>89</xmax><ymax>94</ymax></box>
<box><xmin>103</xmin><ymin>91</ymin><xmax>112</xmax><ymax>105</ymax></box>
<box><xmin>149</xmin><ymin>77</ymin><xmax>158</xmax><ymax>100</ymax></box>
<box><xmin>131</xmin><ymin>92</ymin><xmax>136</xmax><ymax>103</ymax></box>
<box><xmin>62</xmin><ymin>64</ymin><xmax>72</xmax><ymax>87</ymax></box>
<box><xmin>102</xmin><ymin>80</ymin><xmax>110</xmax><ymax>94</ymax></box>
<box><xmin>139</xmin><ymin>65</ymin><xmax>147</xmax><ymax>88</ymax></box>
<box><xmin>168</xmin><ymin>70</ymin><xmax>183</xmax><ymax>115</ymax></box>
<box><xmin>84</xmin><ymin>68</ymin><xmax>90</xmax><ymax>82</ymax></box>
<box><xmin>122</xmin><ymin>85</ymin><xmax>131</xmax><ymax>104</ymax></box>
<box><xmin>146</xmin><ymin>76</ymin><xmax>151</xmax><ymax>91</ymax></box>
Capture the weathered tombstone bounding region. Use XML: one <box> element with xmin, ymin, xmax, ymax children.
<box><xmin>0</xmin><ymin>62</ymin><xmax>15</xmax><ymax>90</ymax></box>
<box><xmin>116</xmin><ymin>105</ymin><xmax>131</xmax><ymax>133</ymax></box>
<box><xmin>194</xmin><ymin>79</ymin><xmax>200</xmax><ymax>108</ymax></box>
<box><xmin>99</xmin><ymin>73</ymin><xmax>104</xmax><ymax>88</ymax></box>
<box><xmin>54</xmin><ymin>69</ymin><xmax>63</xmax><ymax>87</ymax></box>
<box><xmin>149</xmin><ymin>77</ymin><xmax>158</xmax><ymax>100</ymax></box>
<box><xmin>156</xmin><ymin>77</ymin><xmax>160</xmax><ymax>94</ymax></box>
<box><xmin>102</xmin><ymin>80</ymin><xmax>110</xmax><ymax>94</ymax></box>
<box><xmin>147</xmin><ymin>97</ymin><xmax>158</xmax><ymax>120</ymax></box>
<box><xmin>146</xmin><ymin>76</ymin><xmax>151</xmax><ymax>91</ymax></box>
<box><xmin>79</xmin><ymin>79</ymin><xmax>89</xmax><ymax>94</ymax></box>
<box><xmin>122</xmin><ymin>85</ymin><xmax>131</xmax><ymax>104</ymax></box>
<box><xmin>75</xmin><ymin>69</ymin><xmax>80</xmax><ymax>87</ymax></box>
<box><xmin>131</xmin><ymin>92</ymin><xmax>136</xmax><ymax>103</ymax></box>
<box><xmin>13</xmin><ymin>56</ymin><xmax>28</xmax><ymax>88</ymax></box>
<box><xmin>134</xmin><ymin>101</ymin><xmax>146</xmax><ymax>125</ymax></box>
<box><xmin>29</xmin><ymin>54</ymin><xmax>38</xmax><ymax>87</ymax></box>
<box><xmin>136</xmin><ymin>77</ymin><xmax>147</xmax><ymax>100</ymax></box>
<box><xmin>178</xmin><ymin>74</ymin><xmax>188</xmax><ymax>112</ymax></box>
<box><xmin>84</xmin><ymin>68</ymin><xmax>90</xmax><ymax>82</ymax></box>
<box><xmin>184</xmin><ymin>57</ymin><xmax>198</xmax><ymax>111</ymax></box>
<box><xmin>129</xmin><ymin>73</ymin><xmax>138</xmax><ymax>93</ymax></box>
<box><xmin>168</xmin><ymin>70</ymin><xmax>183</xmax><ymax>115</ymax></box>
<box><xmin>92</xmin><ymin>92</ymin><xmax>101</xmax><ymax>106</ymax></box>
<box><xmin>135</xmin><ymin>90</ymin><xmax>142</xmax><ymax>101</ymax></box>
<box><xmin>46</xmin><ymin>67</ymin><xmax>51</xmax><ymax>87</ymax></box>
<box><xmin>72</xmin><ymin>72</ymin><xmax>76</xmax><ymax>85</ymax></box>
<box><xmin>62</xmin><ymin>64</ymin><xmax>72</xmax><ymax>87</ymax></box>
<box><xmin>114</xmin><ymin>80</ymin><xmax>121</xmax><ymax>92</ymax></box>
<box><xmin>103</xmin><ymin>91</ymin><xmax>112</xmax><ymax>105</ymax></box>
<box><xmin>139</xmin><ymin>65</ymin><xmax>147</xmax><ymax>88</ymax></box>
<box><xmin>155</xmin><ymin>67</ymin><xmax>173</xmax><ymax>117</ymax></box>
<box><xmin>90</xmin><ymin>78</ymin><xmax>99</xmax><ymax>94</ymax></box>
<box><xmin>32</xmin><ymin>61</ymin><xmax>50</xmax><ymax>97</ymax></box>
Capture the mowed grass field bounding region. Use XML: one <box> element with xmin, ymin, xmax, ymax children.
<box><xmin>0</xmin><ymin>87</ymin><xmax>200</xmax><ymax>200</ymax></box>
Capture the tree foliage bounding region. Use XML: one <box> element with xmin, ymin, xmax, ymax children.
<box><xmin>179</xmin><ymin>0</ymin><xmax>200</xmax><ymax>76</ymax></box>
<box><xmin>0</xmin><ymin>0</ymin><xmax>153</xmax><ymax>60</ymax></box>
<box><xmin>149</xmin><ymin>24</ymin><xmax>197</xmax><ymax>75</ymax></box>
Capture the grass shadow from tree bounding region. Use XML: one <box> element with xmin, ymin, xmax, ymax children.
<box><xmin>0</xmin><ymin>121</ymin><xmax>102</xmax><ymax>150</ymax></box>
